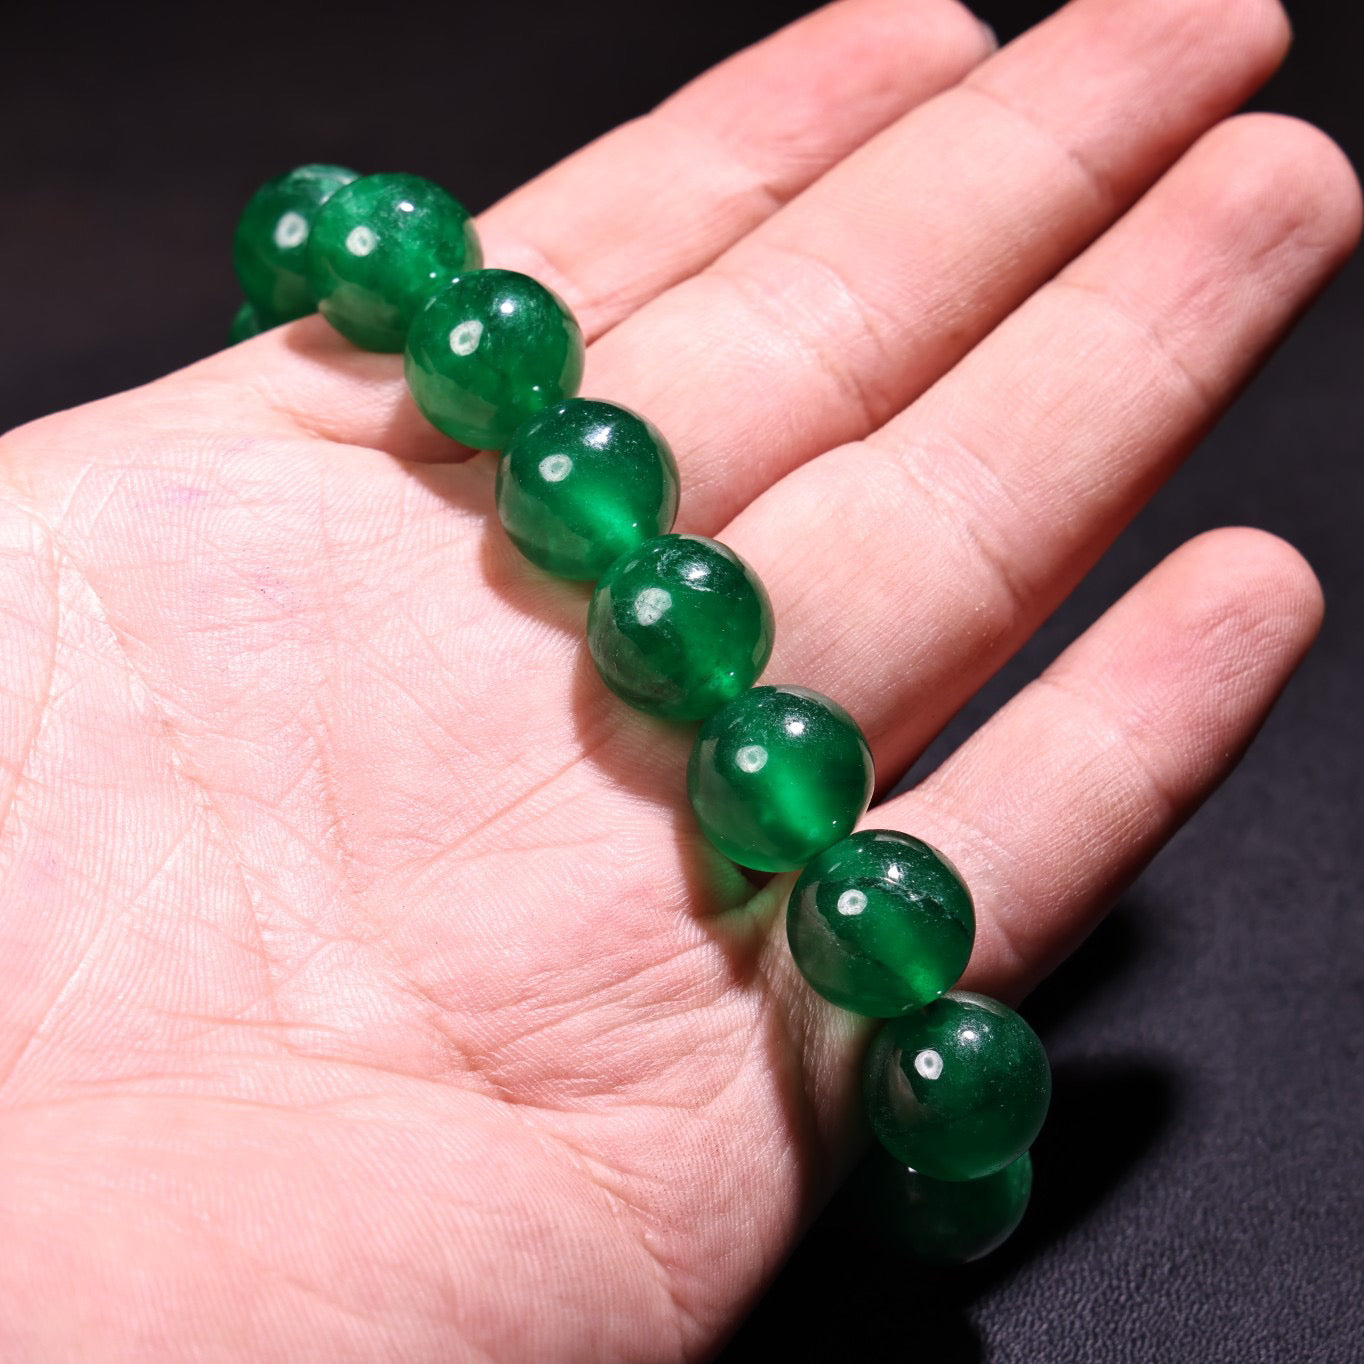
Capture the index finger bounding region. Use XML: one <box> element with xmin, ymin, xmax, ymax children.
<box><xmin>212</xmin><ymin>0</ymin><xmax>994</xmax><ymax>453</ymax></box>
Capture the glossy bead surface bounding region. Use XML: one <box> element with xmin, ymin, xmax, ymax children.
<box><xmin>787</xmin><ymin>830</ymin><xmax>974</xmax><ymax>1016</ymax></box>
<box><xmin>863</xmin><ymin>992</ymin><xmax>1051</xmax><ymax>1181</ymax></box>
<box><xmin>497</xmin><ymin>399</ymin><xmax>680</xmax><ymax>580</ymax></box>
<box><xmin>405</xmin><ymin>270</ymin><xmax>584</xmax><ymax>449</ymax></box>
<box><xmin>855</xmin><ymin>1148</ymin><xmax>1032</xmax><ymax>1264</ymax></box>
<box><xmin>688</xmin><ymin>686</ymin><xmax>874</xmax><ymax>871</ymax></box>
<box><xmin>306</xmin><ymin>173</ymin><xmax>482</xmax><ymax>352</ymax></box>
<box><xmin>229</xmin><ymin>301</ymin><xmax>264</xmax><ymax>345</ymax></box>
<box><xmin>588</xmin><ymin>536</ymin><xmax>773</xmax><ymax>720</ymax></box>
<box><xmin>232</xmin><ymin>163</ymin><xmax>358</xmax><ymax>325</ymax></box>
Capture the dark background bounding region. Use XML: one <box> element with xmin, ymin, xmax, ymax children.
<box><xmin>3</xmin><ymin>1</ymin><xmax>1360</xmax><ymax>1360</ymax></box>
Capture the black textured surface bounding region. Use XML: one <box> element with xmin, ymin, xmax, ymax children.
<box><xmin>2</xmin><ymin>2</ymin><xmax>1360</xmax><ymax>1360</ymax></box>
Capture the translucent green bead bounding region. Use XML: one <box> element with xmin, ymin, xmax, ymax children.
<box><xmin>863</xmin><ymin>992</ymin><xmax>1051</xmax><ymax>1182</ymax></box>
<box><xmin>405</xmin><ymin>270</ymin><xmax>585</xmax><ymax>449</ymax></box>
<box><xmin>787</xmin><ymin>830</ymin><xmax>975</xmax><ymax>1016</ymax></box>
<box><xmin>854</xmin><ymin>1147</ymin><xmax>1032</xmax><ymax>1264</ymax></box>
<box><xmin>305</xmin><ymin>172</ymin><xmax>482</xmax><ymax>352</ymax></box>
<box><xmin>232</xmin><ymin>163</ymin><xmax>358</xmax><ymax>326</ymax></box>
<box><xmin>497</xmin><ymin>399</ymin><xmax>680</xmax><ymax>580</ymax></box>
<box><xmin>588</xmin><ymin>536</ymin><xmax>773</xmax><ymax>720</ymax></box>
<box><xmin>229</xmin><ymin>301</ymin><xmax>264</xmax><ymax>345</ymax></box>
<box><xmin>687</xmin><ymin>686</ymin><xmax>874</xmax><ymax>871</ymax></box>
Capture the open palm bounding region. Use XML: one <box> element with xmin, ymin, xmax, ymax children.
<box><xmin>0</xmin><ymin>0</ymin><xmax>1356</xmax><ymax>1358</ymax></box>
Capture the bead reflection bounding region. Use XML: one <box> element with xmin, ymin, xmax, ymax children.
<box><xmin>272</xmin><ymin>211</ymin><xmax>308</xmax><ymax>250</ymax></box>
<box><xmin>538</xmin><ymin>454</ymin><xmax>573</xmax><ymax>483</ymax></box>
<box><xmin>836</xmin><ymin>888</ymin><xmax>867</xmax><ymax>917</ymax></box>
<box><xmin>915</xmin><ymin>1048</ymin><xmax>944</xmax><ymax>1080</ymax></box>
<box><xmin>448</xmin><ymin>320</ymin><xmax>483</xmax><ymax>356</ymax></box>
<box><xmin>633</xmin><ymin>586</ymin><xmax>671</xmax><ymax>626</ymax></box>
<box><xmin>736</xmin><ymin>744</ymin><xmax>768</xmax><ymax>773</ymax></box>
<box><xmin>345</xmin><ymin>225</ymin><xmax>378</xmax><ymax>256</ymax></box>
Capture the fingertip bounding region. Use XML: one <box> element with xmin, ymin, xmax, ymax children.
<box><xmin>947</xmin><ymin>1</ymin><xmax>999</xmax><ymax>58</ymax></box>
<box><xmin>1164</xmin><ymin>526</ymin><xmax>1324</xmax><ymax>661</ymax></box>
<box><xmin>1230</xmin><ymin>0</ymin><xmax>1293</xmax><ymax>79</ymax></box>
<box><xmin>1169</xmin><ymin>0</ymin><xmax>1291</xmax><ymax>91</ymax></box>
<box><xmin>1196</xmin><ymin>113</ymin><xmax>1363</xmax><ymax>269</ymax></box>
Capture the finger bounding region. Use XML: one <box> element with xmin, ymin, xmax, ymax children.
<box><xmin>771</xmin><ymin>528</ymin><xmax>1323</xmax><ymax>1145</ymax></box>
<box><xmin>480</xmin><ymin>0</ymin><xmax>996</xmax><ymax>335</ymax></box>
<box><xmin>579</xmin><ymin>0</ymin><xmax>1291</xmax><ymax>525</ymax></box>
<box><xmin>204</xmin><ymin>0</ymin><xmax>995</xmax><ymax>453</ymax></box>
<box><xmin>725</xmin><ymin>113</ymin><xmax>1361</xmax><ymax>781</ymax></box>
<box><xmin>210</xmin><ymin>0</ymin><xmax>1284</xmax><ymax>466</ymax></box>
<box><xmin>929</xmin><ymin>530</ymin><xmax>1324</xmax><ymax>996</ymax></box>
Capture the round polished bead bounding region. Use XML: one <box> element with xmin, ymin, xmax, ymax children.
<box><xmin>305</xmin><ymin>172</ymin><xmax>482</xmax><ymax>352</ymax></box>
<box><xmin>232</xmin><ymin>163</ymin><xmax>358</xmax><ymax>326</ymax></box>
<box><xmin>863</xmin><ymin>992</ymin><xmax>1051</xmax><ymax>1181</ymax></box>
<box><xmin>405</xmin><ymin>270</ymin><xmax>585</xmax><ymax>449</ymax></box>
<box><xmin>588</xmin><ymin>535</ymin><xmax>773</xmax><ymax>720</ymax></box>
<box><xmin>229</xmin><ymin>301</ymin><xmax>264</xmax><ymax>345</ymax></box>
<box><xmin>787</xmin><ymin>830</ymin><xmax>975</xmax><ymax>1016</ymax></box>
<box><xmin>688</xmin><ymin>686</ymin><xmax>874</xmax><ymax>871</ymax></box>
<box><xmin>497</xmin><ymin>399</ymin><xmax>680</xmax><ymax>580</ymax></box>
<box><xmin>855</xmin><ymin>1148</ymin><xmax>1033</xmax><ymax>1264</ymax></box>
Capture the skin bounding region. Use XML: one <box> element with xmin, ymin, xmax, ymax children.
<box><xmin>0</xmin><ymin>0</ymin><xmax>1357</xmax><ymax>1357</ymax></box>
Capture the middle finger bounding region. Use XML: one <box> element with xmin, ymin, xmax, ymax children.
<box><xmin>586</xmin><ymin>0</ymin><xmax>1289</xmax><ymax>531</ymax></box>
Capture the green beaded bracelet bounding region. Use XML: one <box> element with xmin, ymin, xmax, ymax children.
<box><xmin>231</xmin><ymin>164</ymin><xmax>1053</xmax><ymax>1263</ymax></box>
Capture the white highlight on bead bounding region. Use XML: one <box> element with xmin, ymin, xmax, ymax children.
<box><xmin>786</xmin><ymin>717</ymin><xmax>807</xmax><ymax>737</ymax></box>
<box><xmin>345</xmin><ymin>225</ymin><xmax>378</xmax><ymax>256</ymax></box>
<box><xmin>273</xmin><ymin>211</ymin><xmax>308</xmax><ymax>250</ymax></box>
<box><xmin>836</xmin><ymin>889</ymin><xmax>867</xmax><ymax>917</ymax></box>
<box><xmin>914</xmin><ymin>1049</ymin><xmax>944</xmax><ymax>1080</ymax></box>
<box><xmin>539</xmin><ymin>454</ymin><xmax>573</xmax><ymax>483</ymax></box>
<box><xmin>735</xmin><ymin>744</ymin><xmax>768</xmax><ymax>774</ymax></box>
<box><xmin>498</xmin><ymin>298</ymin><xmax>517</xmax><ymax>317</ymax></box>
<box><xmin>633</xmin><ymin>587</ymin><xmax>671</xmax><ymax>626</ymax></box>
<box><xmin>448</xmin><ymin>320</ymin><xmax>484</xmax><ymax>356</ymax></box>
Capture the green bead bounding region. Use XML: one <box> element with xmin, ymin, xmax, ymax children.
<box><xmin>787</xmin><ymin>830</ymin><xmax>975</xmax><ymax>1017</ymax></box>
<box><xmin>232</xmin><ymin>163</ymin><xmax>358</xmax><ymax>325</ymax></box>
<box><xmin>863</xmin><ymin>992</ymin><xmax>1051</xmax><ymax>1181</ymax></box>
<box><xmin>497</xmin><ymin>399</ymin><xmax>681</xmax><ymax>580</ymax></box>
<box><xmin>405</xmin><ymin>270</ymin><xmax>585</xmax><ymax>449</ymax></box>
<box><xmin>229</xmin><ymin>301</ymin><xmax>264</xmax><ymax>345</ymax></box>
<box><xmin>588</xmin><ymin>536</ymin><xmax>773</xmax><ymax>721</ymax></box>
<box><xmin>854</xmin><ymin>1147</ymin><xmax>1032</xmax><ymax>1264</ymax></box>
<box><xmin>688</xmin><ymin>686</ymin><xmax>874</xmax><ymax>871</ymax></box>
<box><xmin>305</xmin><ymin>172</ymin><xmax>482</xmax><ymax>352</ymax></box>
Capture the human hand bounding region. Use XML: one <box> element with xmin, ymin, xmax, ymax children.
<box><xmin>0</xmin><ymin>0</ymin><xmax>1356</xmax><ymax>1357</ymax></box>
